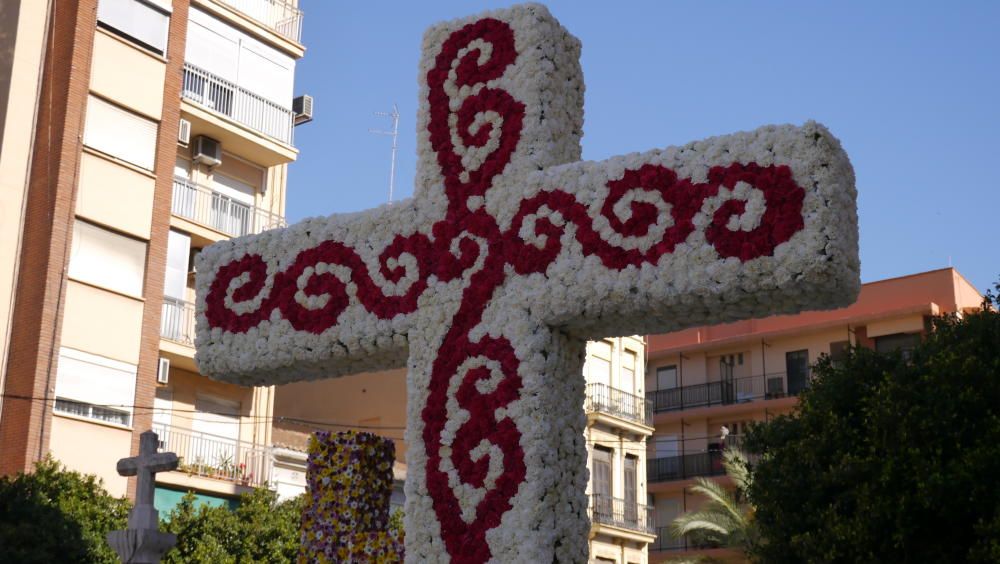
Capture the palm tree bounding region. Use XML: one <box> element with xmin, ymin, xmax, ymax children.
<box><xmin>666</xmin><ymin>447</ymin><xmax>757</xmax><ymax>563</ymax></box>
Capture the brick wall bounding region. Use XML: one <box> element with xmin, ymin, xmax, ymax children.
<box><xmin>126</xmin><ymin>0</ymin><xmax>190</xmax><ymax>499</ymax></box>
<box><xmin>0</xmin><ymin>0</ymin><xmax>98</xmax><ymax>476</ymax></box>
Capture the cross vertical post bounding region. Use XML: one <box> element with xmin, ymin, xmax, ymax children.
<box><xmin>194</xmin><ymin>4</ymin><xmax>859</xmax><ymax>562</ymax></box>
<box><xmin>107</xmin><ymin>430</ymin><xmax>179</xmax><ymax>563</ymax></box>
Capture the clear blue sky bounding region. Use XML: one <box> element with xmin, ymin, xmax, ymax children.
<box><xmin>288</xmin><ymin>1</ymin><xmax>999</xmax><ymax>294</ymax></box>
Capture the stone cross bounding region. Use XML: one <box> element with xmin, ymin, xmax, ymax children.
<box><xmin>107</xmin><ymin>430</ymin><xmax>178</xmax><ymax>564</ymax></box>
<box><xmin>193</xmin><ymin>4</ymin><xmax>859</xmax><ymax>562</ymax></box>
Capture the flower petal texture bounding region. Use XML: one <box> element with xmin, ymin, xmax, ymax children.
<box><xmin>194</xmin><ymin>4</ymin><xmax>859</xmax><ymax>562</ymax></box>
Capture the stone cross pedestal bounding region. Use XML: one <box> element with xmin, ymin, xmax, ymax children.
<box><xmin>193</xmin><ymin>4</ymin><xmax>859</xmax><ymax>562</ymax></box>
<box><xmin>107</xmin><ymin>430</ymin><xmax>179</xmax><ymax>564</ymax></box>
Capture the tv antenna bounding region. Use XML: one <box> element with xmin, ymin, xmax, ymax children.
<box><xmin>369</xmin><ymin>104</ymin><xmax>400</xmax><ymax>204</ymax></box>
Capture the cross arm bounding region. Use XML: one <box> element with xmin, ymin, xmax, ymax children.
<box><xmin>495</xmin><ymin>120</ymin><xmax>860</xmax><ymax>340</ymax></box>
<box><xmin>117</xmin><ymin>452</ymin><xmax>179</xmax><ymax>477</ymax></box>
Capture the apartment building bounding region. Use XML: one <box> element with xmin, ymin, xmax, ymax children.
<box><xmin>643</xmin><ymin>268</ymin><xmax>983</xmax><ymax>563</ymax></box>
<box><xmin>0</xmin><ymin>0</ymin><xmax>309</xmax><ymax>510</ymax></box>
<box><xmin>271</xmin><ymin>336</ymin><xmax>657</xmax><ymax>562</ymax></box>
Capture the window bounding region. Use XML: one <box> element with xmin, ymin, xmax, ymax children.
<box><xmin>68</xmin><ymin>220</ymin><xmax>147</xmax><ymax>297</ymax></box>
<box><xmin>624</xmin><ymin>455</ymin><xmax>638</xmax><ymax>522</ymax></box>
<box><xmin>592</xmin><ymin>447</ymin><xmax>613</xmax><ymax>517</ymax></box>
<box><xmin>192</xmin><ymin>396</ymin><xmax>241</xmax><ymax>470</ymax></box>
<box><xmin>875</xmin><ymin>333</ymin><xmax>921</xmax><ymax>360</ymax></box>
<box><xmin>785</xmin><ymin>349</ymin><xmax>810</xmax><ymax>396</ymax></box>
<box><xmin>54</xmin><ymin>347</ymin><xmax>136</xmax><ymax>426</ymax></box>
<box><xmin>621</xmin><ymin>350</ymin><xmax>636</xmax><ymax>394</ymax></box>
<box><xmin>829</xmin><ymin>340</ymin><xmax>850</xmax><ymax>366</ymax></box>
<box><xmin>83</xmin><ymin>95</ymin><xmax>158</xmax><ymax>170</ymax></box>
<box><xmin>210</xmin><ymin>173</ymin><xmax>255</xmax><ymax>236</ymax></box>
<box><xmin>186</xmin><ymin>7</ymin><xmax>295</xmax><ymax>105</ymax></box>
<box><xmin>589</xmin><ymin>341</ymin><xmax>612</xmax><ymax>387</ymax></box>
<box><xmin>164</xmin><ymin>230</ymin><xmax>190</xmax><ymax>299</ymax></box>
<box><xmin>655</xmin><ymin>365</ymin><xmax>677</xmax><ymax>390</ymax></box>
<box><xmin>97</xmin><ymin>0</ymin><xmax>170</xmax><ymax>56</ymax></box>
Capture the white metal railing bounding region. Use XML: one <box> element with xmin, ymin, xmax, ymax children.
<box><xmin>214</xmin><ymin>0</ymin><xmax>303</xmax><ymax>43</ymax></box>
<box><xmin>161</xmin><ymin>296</ymin><xmax>196</xmax><ymax>346</ymax></box>
<box><xmin>153</xmin><ymin>423</ymin><xmax>272</xmax><ymax>488</ymax></box>
<box><xmin>172</xmin><ymin>176</ymin><xmax>286</xmax><ymax>237</ymax></box>
<box><xmin>181</xmin><ymin>63</ymin><xmax>295</xmax><ymax>144</ymax></box>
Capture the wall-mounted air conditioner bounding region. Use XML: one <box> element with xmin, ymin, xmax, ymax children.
<box><xmin>178</xmin><ymin>118</ymin><xmax>191</xmax><ymax>146</ymax></box>
<box><xmin>293</xmin><ymin>94</ymin><xmax>313</xmax><ymax>125</ymax></box>
<box><xmin>192</xmin><ymin>135</ymin><xmax>221</xmax><ymax>167</ymax></box>
<box><xmin>157</xmin><ymin>357</ymin><xmax>170</xmax><ymax>384</ymax></box>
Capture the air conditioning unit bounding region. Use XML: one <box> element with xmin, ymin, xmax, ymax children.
<box><xmin>178</xmin><ymin>118</ymin><xmax>191</xmax><ymax>146</ymax></box>
<box><xmin>157</xmin><ymin>357</ymin><xmax>170</xmax><ymax>384</ymax></box>
<box><xmin>192</xmin><ymin>135</ymin><xmax>222</xmax><ymax>167</ymax></box>
<box><xmin>293</xmin><ymin>94</ymin><xmax>313</xmax><ymax>125</ymax></box>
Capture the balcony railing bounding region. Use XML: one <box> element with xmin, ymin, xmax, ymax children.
<box><xmin>172</xmin><ymin>177</ymin><xmax>286</xmax><ymax>237</ymax></box>
<box><xmin>153</xmin><ymin>423</ymin><xmax>271</xmax><ymax>488</ymax></box>
<box><xmin>182</xmin><ymin>63</ymin><xmax>295</xmax><ymax>144</ymax></box>
<box><xmin>215</xmin><ymin>0</ymin><xmax>303</xmax><ymax>43</ymax></box>
<box><xmin>589</xmin><ymin>494</ymin><xmax>655</xmax><ymax>535</ymax></box>
<box><xmin>585</xmin><ymin>383</ymin><xmax>653</xmax><ymax>427</ymax></box>
<box><xmin>648</xmin><ymin>450</ymin><xmax>727</xmax><ymax>483</ymax></box>
<box><xmin>647</xmin><ymin>370</ymin><xmax>811</xmax><ymax>414</ymax></box>
<box><xmin>650</xmin><ymin>527</ymin><xmax>722</xmax><ymax>552</ymax></box>
<box><xmin>161</xmin><ymin>296</ymin><xmax>196</xmax><ymax>347</ymax></box>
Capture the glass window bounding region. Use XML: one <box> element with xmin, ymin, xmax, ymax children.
<box><xmin>624</xmin><ymin>455</ymin><xmax>638</xmax><ymax>522</ymax></box>
<box><xmin>83</xmin><ymin>95</ymin><xmax>158</xmax><ymax>170</ymax></box>
<box><xmin>97</xmin><ymin>0</ymin><xmax>170</xmax><ymax>55</ymax></box>
<box><xmin>785</xmin><ymin>349</ymin><xmax>810</xmax><ymax>396</ymax></box>
<box><xmin>68</xmin><ymin>220</ymin><xmax>147</xmax><ymax>297</ymax></box>
<box><xmin>621</xmin><ymin>350</ymin><xmax>636</xmax><ymax>394</ymax></box>
<box><xmin>53</xmin><ymin>347</ymin><xmax>136</xmax><ymax>426</ymax></box>
<box><xmin>593</xmin><ymin>448</ymin><xmax>612</xmax><ymax>495</ymax></box>
<box><xmin>163</xmin><ymin>230</ymin><xmax>190</xmax><ymax>299</ymax></box>
<box><xmin>829</xmin><ymin>340</ymin><xmax>850</xmax><ymax>365</ymax></box>
<box><xmin>656</xmin><ymin>365</ymin><xmax>677</xmax><ymax>390</ymax></box>
<box><xmin>874</xmin><ymin>333</ymin><xmax>921</xmax><ymax>360</ymax></box>
<box><xmin>589</xmin><ymin>341</ymin><xmax>612</xmax><ymax>387</ymax></box>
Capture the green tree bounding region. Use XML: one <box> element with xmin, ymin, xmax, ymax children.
<box><xmin>744</xmin><ymin>283</ymin><xmax>1000</xmax><ymax>563</ymax></box>
<box><xmin>0</xmin><ymin>456</ymin><xmax>130</xmax><ymax>564</ymax></box>
<box><xmin>668</xmin><ymin>448</ymin><xmax>758</xmax><ymax>563</ymax></box>
<box><xmin>162</xmin><ymin>487</ymin><xmax>304</xmax><ymax>563</ymax></box>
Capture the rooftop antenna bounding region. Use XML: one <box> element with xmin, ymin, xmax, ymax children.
<box><xmin>369</xmin><ymin>104</ymin><xmax>400</xmax><ymax>204</ymax></box>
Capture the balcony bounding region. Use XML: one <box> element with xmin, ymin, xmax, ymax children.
<box><xmin>648</xmin><ymin>451</ymin><xmax>727</xmax><ymax>483</ymax></box>
<box><xmin>214</xmin><ymin>0</ymin><xmax>303</xmax><ymax>43</ymax></box>
<box><xmin>585</xmin><ymin>383</ymin><xmax>654</xmax><ymax>430</ymax></box>
<box><xmin>650</xmin><ymin>527</ymin><xmax>722</xmax><ymax>552</ymax></box>
<box><xmin>172</xmin><ymin>177</ymin><xmax>286</xmax><ymax>238</ymax></box>
<box><xmin>182</xmin><ymin>63</ymin><xmax>295</xmax><ymax>145</ymax></box>
<box><xmin>161</xmin><ymin>296</ymin><xmax>196</xmax><ymax>347</ymax></box>
<box><xmin>154</xmin><ymin>423</ymin><xmax>272</xmax><ymax>488</ymax></box>
<box><xmin>589</xmin><ymin>494</ymin><xmax>656</xmax><ymax>536</ymax></box>
<box><xmin>647</xmin><ymin>371</ymin><xmax>811</xmax><ymax>414</ymax></box>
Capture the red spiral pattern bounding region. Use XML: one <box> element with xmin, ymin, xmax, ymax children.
<box><xmin>202</xmin><ymin>16</ymin><xmax>808</xmax><ymax>563</ymax></box>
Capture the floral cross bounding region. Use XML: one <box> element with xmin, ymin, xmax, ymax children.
<box><xmin>194</xmin><ymin>4</ymin><xmax>859</xmax><ymax>562</ymax></box>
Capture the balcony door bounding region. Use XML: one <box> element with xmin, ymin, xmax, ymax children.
<box><xmin>211</xmin><ymin>173</ymin><xmax>254</xmax><ymax>236</ymax></box>
<box><xmin>192</xmin><ymin>396</ymin><xmax>241</xmax><ymax>475</ymax></box>
<box><xmin>624</xmin><ymin>455</ymin><xmax>638</xmax><ymax>524</ymax></box>
<box><xmin>592</xmin><ymin>447</ymin><xmax>613</xmax><ymax>519</ymax></box>
<box><xmin>786</xmin><ymin>350</ymin><xmax>810</xmax><ymax>396</ymax></box>
<box><xmin>655</xmin><ymin>498</ymin><xmax>682</xmax><ymax>549</ymax></box>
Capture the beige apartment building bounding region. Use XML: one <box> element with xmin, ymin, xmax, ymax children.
<box><xmin>0</xmin><ymin>0</ymin><xmax>309</xmax><ymax>510</ymax></box>
<box><xmin>644</xmin><ymin>268</ymin><xmax>983</xmax><ymax>563</ymax></box>
<box><xmin>272</xmin><ymin>336</ymin><xmax>658</xmax><ymax>563</ymax></box>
